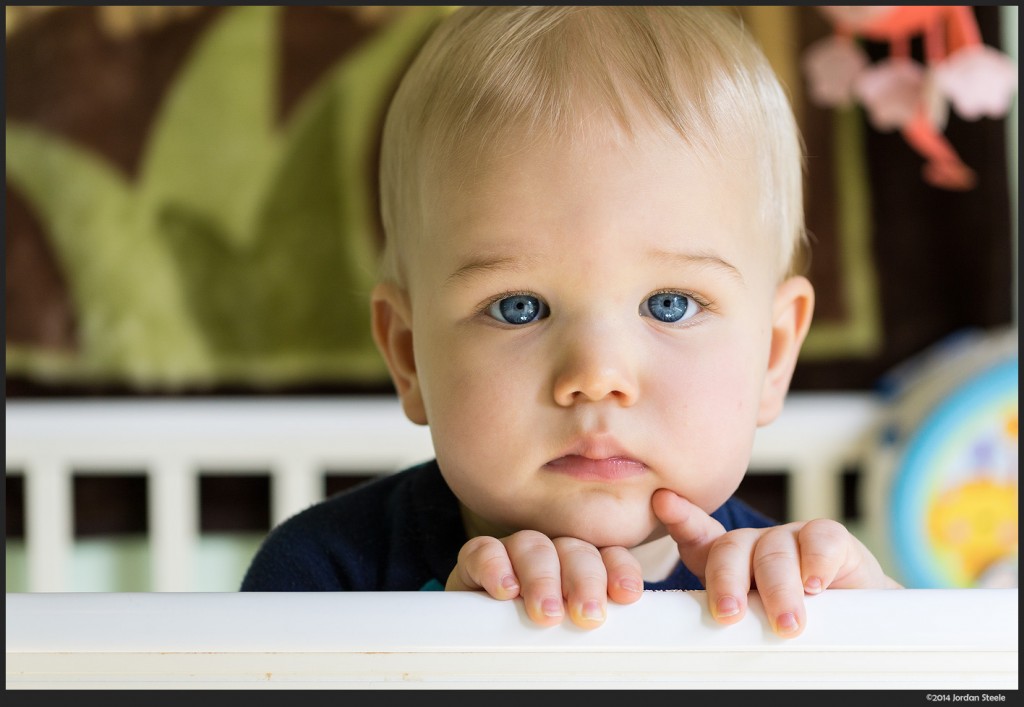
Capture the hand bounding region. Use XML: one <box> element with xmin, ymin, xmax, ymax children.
<box><xmin>652</xmin><ymin>488</ymin><xmax>902</xmax><ymax>638</ymax></box>
<box><xmin>445</xmin><ymin>530</ymin><xmax>644</xmax><ymax>629</ymax></box>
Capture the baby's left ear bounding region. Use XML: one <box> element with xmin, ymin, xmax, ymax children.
<box><xmin>758</xmin><ymin>276</ymin><xmax>815</xmax><ymax>426</ymax></box>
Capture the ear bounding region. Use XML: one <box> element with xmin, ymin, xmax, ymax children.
<box><xmin>757</xmin><ymin>276</ymin><xmax>815</xmax><ymax>426</ymax></box>
<box><xmin>370</xmin><ymin>282</ymin><xmax>428</xmax><ymax>425</ymax></box>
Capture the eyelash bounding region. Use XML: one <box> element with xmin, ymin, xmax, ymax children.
<box><xmin>643</xmin><ymin>288</ymin><xmax>714</xmax><ymax>310</ymax></box>
<box><xmin>476</xmin><ymin>290</ymin><xmax>539</xmax><ymax>318</ymax></box>
<box><xmin>478</xmin><ymin>289</ymin><xmax>534</xmax><ymax>307</ymax></box>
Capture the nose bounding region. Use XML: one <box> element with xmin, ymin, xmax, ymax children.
<box><xmin>551</xmin><ymin>323</ymin><xmax>639</xmax><ymax>407</ymax></box>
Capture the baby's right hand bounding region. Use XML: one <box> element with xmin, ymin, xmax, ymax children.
<box><xmin>445</xmin><ymin>530</ymin><xmax>644</xmax><ymax>628</ymax></box>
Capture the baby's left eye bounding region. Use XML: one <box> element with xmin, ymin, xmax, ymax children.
<box><xmin>641</xmin><ymin>292</ymin><xmax>701</xmax><ymax>323</ymax></box>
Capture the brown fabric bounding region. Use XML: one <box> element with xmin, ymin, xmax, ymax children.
<box><xmin>798</xmin><ymin>8</ymin><xmax>848</xmax><ymax>325</ymax></box>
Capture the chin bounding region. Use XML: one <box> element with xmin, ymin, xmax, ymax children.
<box><xmin>539</xmin><ymin>517</ymin><xmax>655</xmax><ymax>549</ymax></box>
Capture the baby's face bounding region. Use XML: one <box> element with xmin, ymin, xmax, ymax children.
<box><xmin>401</xmin><ymin>126</ymin><xmax>790</xmax><ymax>548</ymax></box>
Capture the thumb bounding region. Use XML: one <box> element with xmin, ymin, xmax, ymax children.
<box><xmin>651</xmin><ymin>489</ymin><xmax>727</xmax><ymax>586</ymax></box>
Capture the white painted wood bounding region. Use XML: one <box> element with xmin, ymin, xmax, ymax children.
<box><xmin>753</xmin><ymin>393</ymin><xmax>881</xmax><ymax>463</ymax></box>
<box><xmin>148</xmin><ymin>459</ymin><xmax>197</xmax><ymax>592</ymax></box>
<box><xmin>5</xmin><ymin>589</ymin><xmax>1017</xmax><ymax>689</ymax></box>
<box><xmin>5</xmin><ymin>397</ymin><xmax>437</xmax><ymax>471</ymax></box>
<box><xmin>787</xmin><ymin>461</ymin><xmax>843</xmax><ymax>521</ymax></box>
<box><xmin>272</xmin><ymin>458</ymin><xmax>323</xmax><ymax>526</ymax></box>
<box><xmin>24</xmin><ymin>459</ymin><xmax>72</xmax><ymax>592</ymax></box>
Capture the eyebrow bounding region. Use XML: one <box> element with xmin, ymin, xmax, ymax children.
<box><xmin>443</xmin><ymin>248</ymin><xmax>744</xmax><ymax>287</ymax></box>
<box><xmin>646</xmin><ymin>248</ymin><xmax>745</xmax><ymax>285</ymax></box>
<box><xmin>443</xmin><ymin>253</ymin><xmax>541</xmax><ymax>288</ymax></box>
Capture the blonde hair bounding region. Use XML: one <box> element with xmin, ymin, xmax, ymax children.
<box><xmin>378</xmin><ymin>6</ymin><xmax>806</xmax><ymax>285</ymax></box>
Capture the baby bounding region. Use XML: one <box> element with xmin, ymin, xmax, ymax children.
<box><xmin>242</xmin><ymin>6</ymin><xmax>900</xmax><ymax>636</ymax></box>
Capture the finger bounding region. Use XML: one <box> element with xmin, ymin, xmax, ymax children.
<box><xmin>600</xmin><ymin>546</ymin><xmax>644</xmax><ymax>605</ymax></box>
<box><xmin>445</xmin><ymin>535</ymin><xmax>520</xmax><ymax>599</ymax></box>
<box><xmin>751</xmin><ymin>525</ymin><xmax>806</xmax><ymax>637</ymax></box>
<box><xmin>504</xmin><ymin>530</ymin><xmax>565</xmax><ymax>626</ymax></box>
<box><xmin>702</xmin><ymin>528</ymin><xmax>762</xmax><ymax>624</ymax></box>
<box><xmin>554</xmin><ymin>537</ymin><xmax>609</xmax><ymax>629</ymax></box>
<box><xmin>650</xmin><ymin>488</ymin><xmax>727</xmax><ymax>586</ymax></box>
<box><xmin>796</xmin><ymin>518</ymin><xmax>852</xmax><ymax>594</ymax></box>
<box><xmin>799</xmin><ymin>519</ymin><xmax>902</xmax><ymax>590</ymax></box>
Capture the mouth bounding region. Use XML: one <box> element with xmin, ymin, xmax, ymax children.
<box><xmin>544</xmin><ymin>438</ymin><xmax>648</xmax><ymax>482</ymax></box>
<box><xmin>544</xmin><ymin>455</ymin><xmax>648</xmax><ymax>481</ymax></box>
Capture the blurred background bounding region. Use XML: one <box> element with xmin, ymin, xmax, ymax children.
<box><xmin>5</xmin><ymin>6</ymin><xmax>1018</xmax><ymax>592</ymax></box>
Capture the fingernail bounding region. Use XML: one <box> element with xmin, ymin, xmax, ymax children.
<box><xmin>582</xmin><ymin>600</ymin><xmax>604</xmax><ymax>621</ymax></box>
<box><xmin>500</xmin><ymin>574</ymin><xmax>519</xmax><ymax>592</ymax></box>
<box><xmin>716</xmin><ymin>595</ymin><xmax>740</xmax><ymax>618</ymax></box>
<box><xmin>619</xmin><ymin>578</ymin><xmax>643</xmax><ymax>594</ymax></box>
<box><xmin>804</xmin><ymin>576</ymin><xmax>822</xmax><ymax>594</ymax></box>
<box><xmin>776</xmin><ymin>612</ymin><xmax>799</xmax><ymax>635</ymax></box>
<box><xmin>541</xmin><ymin>598</ymin><xmax>563</xmax><ymax>618</ymax></box>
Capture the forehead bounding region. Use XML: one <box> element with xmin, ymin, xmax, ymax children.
<box><xmin>418</xmin><ymin>125</ymin><xmax>768</xmax><ymax>279</ymax></box>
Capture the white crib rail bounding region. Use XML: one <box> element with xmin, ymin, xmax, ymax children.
<box><xmin>5</xmin><ymin>393</ymin><xmax>881</xmax><ymax>592</ymax></box>
<box><xmin>5</xmin><ymin>589</ymin><xmax>1017</xmax><ymax>689</ymax></box>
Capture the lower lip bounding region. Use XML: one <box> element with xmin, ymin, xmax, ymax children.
<box><xmin>544</xmin><ymin>455</ymin><xmax>647</xmax><ymax>481</ymax></box>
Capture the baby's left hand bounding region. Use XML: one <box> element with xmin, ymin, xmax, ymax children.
<box><xmin>652</xmin><ymin>489</ymin><xmax>902</xmax><ymax>638</ymax></box>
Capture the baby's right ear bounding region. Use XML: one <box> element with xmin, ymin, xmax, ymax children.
<box><xmin>370</xmin><ymin>282</ymin><xmax>428</xmax><ymax>425</ymax></box>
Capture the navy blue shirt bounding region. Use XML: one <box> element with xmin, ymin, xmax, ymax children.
<box><xmin>240</xmin><ymin>459</ymin><xmax>775</xmax><ymax>592</ymax></box>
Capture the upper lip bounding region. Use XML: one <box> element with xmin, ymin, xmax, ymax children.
<box><xmin>548</xmin><ymin>435</ymin><xmax>644</xmax><ymax>465</ymax></box>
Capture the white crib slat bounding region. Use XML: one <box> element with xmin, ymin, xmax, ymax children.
<box><xmin>271</xmin><ymin>460</ymin><xmax>323</xmax><ymax>527</ymax></box>
<box><xmin>148</xmin><ymin>461</ymin><xmax>197</xmax><ymax>592</ymax></box>
<box><xmin>25</xmin><ymin>459</ymin><xmax>73</xmax><ymax>592</ymax></box>
<box><xmin>787</xmin><ymin>461</ymin><xmax>843</xmax><ymax>522</ymax></box>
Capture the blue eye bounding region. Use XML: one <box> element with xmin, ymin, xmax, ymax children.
<box><xmin>488</xmin><ymin>294</ymin><xmax>549</xmax><ymax>325</ymax></box>
<box><xmin>643</xmin><ymin>292</ymin><xmax>698</xmax><ymax>323</ymax></box>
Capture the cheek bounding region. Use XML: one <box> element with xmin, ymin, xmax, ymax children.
<box><xmin>650</xmin><ymin>337</ymin><xmax>764</xmax><ymax>419</ymax></box>
<box><xmin>419</xmin><ymin>333</ymin><xmax>538</xmax><ymax>461</ymax></box>
<box><xmin>421</xmin><ymin>335</ymin><xmax>547</xmax><ymax>530</ymax></box>
<box><xmin>647</xmin><ymin>339</ymin><xmax>764</xmax><ymax>507</ymax></box>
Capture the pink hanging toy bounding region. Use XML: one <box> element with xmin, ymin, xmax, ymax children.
<box><xmin>803</xmin><ymin>6</ymin><xmax>1018</xmax><ymax>190</ymax></box>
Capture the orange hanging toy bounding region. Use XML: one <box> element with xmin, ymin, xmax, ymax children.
<box><xmin>803</xmin><ymin>6</ymin><xmax>1018</xmax><ymax>190</ymax></box>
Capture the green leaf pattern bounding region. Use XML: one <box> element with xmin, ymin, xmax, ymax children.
<box><xmin>6</xmin><ymin>6</ymin><xmax>446</xmax><ymax>387</ymax></box>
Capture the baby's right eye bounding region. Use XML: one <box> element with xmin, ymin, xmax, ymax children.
<box><xmin>487</xmin><ymin>294</ymin><xmax>549</xmax><ymax>325</ymax></box>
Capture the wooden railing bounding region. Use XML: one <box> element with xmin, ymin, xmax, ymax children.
<box><xmin>5</xmin><ymin>589</ymin><xmax>1017</xmax><ymax>689</ymax></box>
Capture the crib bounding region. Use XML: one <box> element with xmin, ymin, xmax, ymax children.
<box><xmin>6</xmin><ymin>392</ymin><xmax>882</xmax><ymax>593</ymax></box>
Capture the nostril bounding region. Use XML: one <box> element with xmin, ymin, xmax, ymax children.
<box><xmin>552</xmin><ymin>350</ymin><xmax>639</xmax><ymax>407</ymax></box>
<box><xmin>555</xmin><ymin>379</ymin><xmax>636</xmax><ymax>407</ymax></box>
